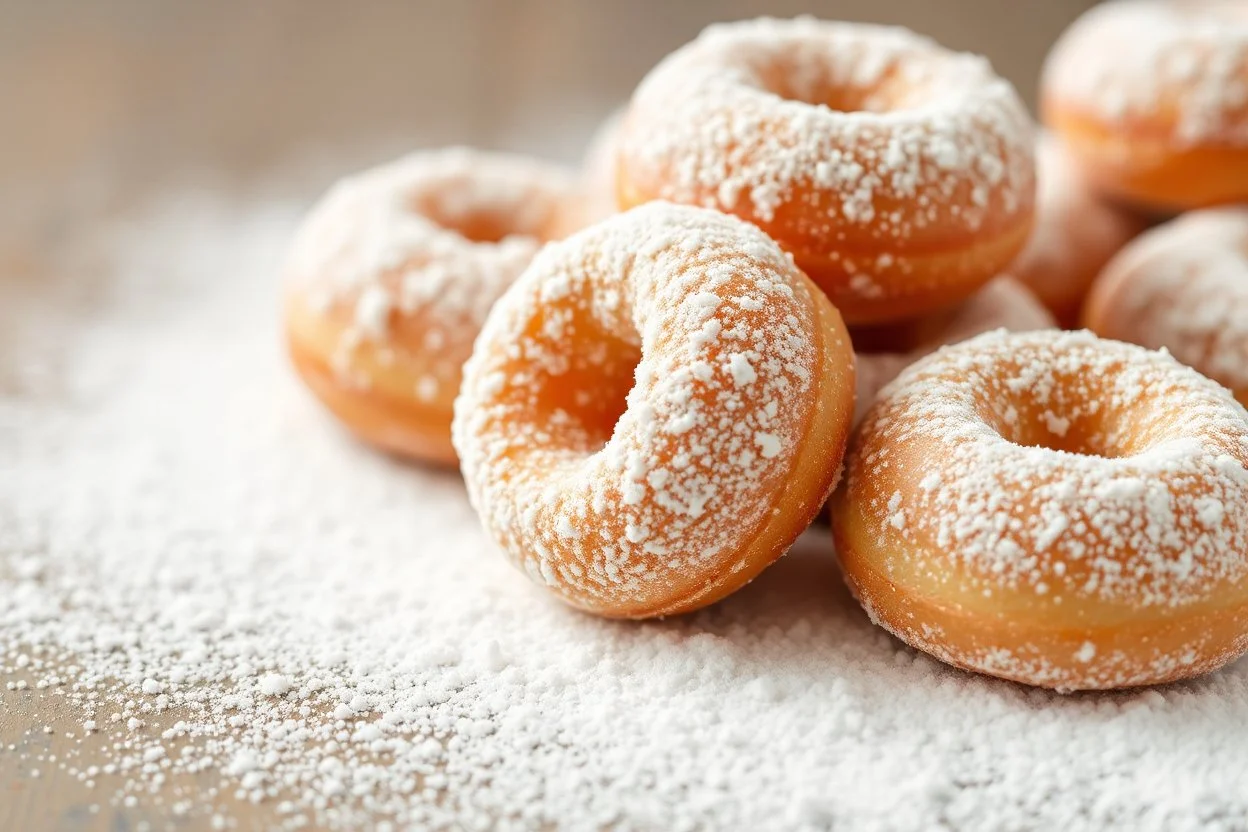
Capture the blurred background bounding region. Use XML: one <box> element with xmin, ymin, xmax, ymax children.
<box><xmin>2</xmin><ymin>0</ymin><xmax>1098</xmax><ymax>248</ymax></box>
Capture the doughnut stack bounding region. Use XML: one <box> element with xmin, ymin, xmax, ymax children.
<box><xmin>282</xmin><ymin>6</ymin><xmax>1248</xmax><ymax>693</ymax></box>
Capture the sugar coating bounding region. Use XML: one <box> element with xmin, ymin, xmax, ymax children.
<box><xmin>1043</xmin><ymin>0</ymin><xmax>1248</xmax><ymax>144</ymax></box>
<box><xmin>850</xmin><ymin>330</ymin><xmax>1248</xmax><ymax>609</ymax></box>
<box><xmin>284</xmin><ymin>148</ymin><xmax>573</xmax><ymax>398</ymax></box>
<box><xmin>1090</xmin><ymin>207</ymin><xmax>1248</xmax><ymax>392</ymax></box>
<box><xmin>619</xmin><ymin>18</ymin><xmax>1034</xmax><ymax>258</ymax></box>
<box><xmin>453</xmin><ymin>202</ymin><xmax>833</xmax><ymax>614</ymax></box>
<box><xmin>6</xmin><ymin>195</ymin><xmax>1248</xmax><ymax>830</ymax></box>
<box><xmin>853</xmin><ymin>277</ymin><xmax>1055</xmax><ymax>423</ymax></box>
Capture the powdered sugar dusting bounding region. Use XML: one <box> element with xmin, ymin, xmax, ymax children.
<box><xmin>851</xmin><ymin>330</ymin><xmax>1248</xmax><ymax>609</ymax></box>
<box><xmin>619</xmin><ymin>17</ymin><xmax>1035</xmax><ymax>261</ymax></box>
<box><xmin>284</xmin><ymin>148</ymin><xmax>573</xmax><ymax>399</ymax></box>
<box><xmin>5</xmin><ymin>193</ymin><xmax>1248</xmax><ymax>829</ymax></box>
<box><xmin>1043</xmin><ymin>0</ymin><xmax>1248</xmax><ymax>144</ymax></box>
<box><xmin>453</xmin><ymin>203</ymin><xmax>831</xmax><ymax>615</ymax></box>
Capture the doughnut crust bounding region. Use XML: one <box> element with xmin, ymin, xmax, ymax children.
<box><xmin>283</xmin><ymin>149</ymin><xmax>574</xmax><ymax>464</ymax></box>
<box><xmin>453</xmin><ymin>203</ymin><xmax>855</xmax><ymax>618</ymax></box>
<box><xmin>1042</xmin><ymin>0</ymin><xmax>1248</xmax><ymax>211</ymax></box>
<box><xmin>831</xmin><ymin>330</ymin><xmax>1248</xmax><ymax>691</ymax></box>
<box><xmin>617</xmin><ymin>17</ymin><xmax>1036</xmax><ymax>324</ymax></box>
<box><xmin>1084</xmin><ymin>208</ymin><xmax>1248</xmax><ymax>406</ymax></box>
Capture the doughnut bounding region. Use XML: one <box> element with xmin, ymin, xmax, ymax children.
<box><xmin>1042</xmin><ymin>0</ymin><xmax>1248</xmax><ymax>212</ymax></box>
<box><xmin>1008</xmin><ymin>134</ymin><xmax>1146</xmax><ymax>326</ymax></box>
<box><xmin>616</xmin><ymin>17</ymin><xmax>1037</xmax><ymax>325</ymax></box>
<box><xmin>283</xmin><ymin>148</ymin><xmax>574</xmax><ymax>465</ymax></box>
<box><xmin>851</xmin><ymin>277</ymin><xmax>1054</xmax><ymax>424</ymax></box>
<box><xmin>551</xmin><ymin>109</ymin><xmax>624</xmax><ymax>237</ymax></box>
<box><xmin>453</xmin><ymin>202</ymin><xmax>855</xmax><ymax>618</ymax></box>
<box><xmin>831</xmin><ymin>329</ymin><xmax>1248</xmax><ymax>691</ymax></box>
<box><xmin>1084</xmin><ymin>207</ymin><xmax>1248</xmax><ymax>406</ymax></box>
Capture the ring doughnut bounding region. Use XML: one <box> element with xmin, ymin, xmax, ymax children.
<box><xmin>616</xmin><ymin>17</ymin><xmax>1037</xmax><ymax>325</ymax></box>
<box><xmin>1084</xmin><ymin>207</ymin><xmax>1248</xmax><ymax>406</ymax></box>
<box><xmin>1009</xmin><ymin>134</ymin><xmax>1146</xmax><ymax>326</ymax></box>
<box><xmin>852</xmin><ymin>277</ymin><xmax>1054</xmax><ymax>423</ymax></box>
<box><xmin>1042</xmin><ymin>0</ymin><xmax>1248</xmax><ymax>211</ymax></box>
<box><xmin>453</xmin><ymin>202</ymin><xmax>855</xmax><ymax>618</ymax></box>
<box><xmin>831</xmin><ymin>330</ymin><xmax>1248</xmax><ymax>691</ymax></box>
<box><xmin>283</xmin><ymin>148</ymin><xmax>574</xmax><ymax>464</ymax></box>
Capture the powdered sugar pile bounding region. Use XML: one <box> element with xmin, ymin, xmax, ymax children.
<box><xmin>1043</xmin><ymin>0</ymin><xmax>1248</xmax><ymax>144</ymax></box>
<box><xmin>4</xmin><ymin>193</ymin><xmax>1248</xmax><ymax>830</ymax></box>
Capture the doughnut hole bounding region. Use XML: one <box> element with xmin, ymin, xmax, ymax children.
<box><xmin>409</xmin><ymin>191</ymin><xmax>558</xmax><ymax>245</ymax></box>
<box><xmin>976</xmin><ymin>370</ymin><xmax>1148</xmax><ymax>460</ymax></box>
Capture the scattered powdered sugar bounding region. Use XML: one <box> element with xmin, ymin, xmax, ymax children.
<box><xmin>4</xmin><ymin>194</ymin><xmax>1248</xmax><ymax>829</ymax></box>
<box><xmin>1043</xmin><ymin>0</ymin><xmax>1248</xmax><ymax>144</ymax></box>
<box><xmin>619</xmin><ymin>17</ymin><xmax>1034</xmax><ymax>241</ymax></box>
<box><xmin>1089</xmin><ymin>207</ymin><xmax>1248</xmax><ymax>394</ymax></box>
<box><xmin>283</xmin><ymin>148</ymin><xmax>573</xmax><ymax>401</ymax></box>
<box><xmin>453</xmin><ymin>203</ymin><xmax>832</xmax><ymax>615</ymax></box>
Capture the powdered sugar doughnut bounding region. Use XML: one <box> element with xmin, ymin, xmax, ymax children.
<box><xmin>453</xmin><ymin>203</ymin><xmax>855</xmax><ymax>618</ymax></box>
<box><xmin>832</xmin><ymin>330</ymin><xmax>1248</xmax><ymax>691</ymax></box>
<box><xmin>1084</xmin><ymin>208</ymin><xmax>1248</xmax><ymax>405</ymax></box>
<box><xmin>284</xmin><ymin>148</ymin><xmax>574</xmax><ymax>464</ymax></box>
<box><xmin>852</xmin><ymin>277</ymin><xmax>1054</xmax><ymax>423</ymax></box>
<box><xmin>1042</xmin><ymin>0</ymin><xmax>1248</xmax><ymax>211</ymax></box>
<box><xmin>1009</xmin><ymin>134</ymin><xmax>1146</xmax><ymax>326</ymax></box>
<box><xmin>617</xmin><ymin>17</ymin><xmax>1036</xmax><ymax>325</ymax></box>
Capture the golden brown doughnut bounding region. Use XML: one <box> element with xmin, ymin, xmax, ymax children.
<box><xmin>1042</xmin><ymin>0</ymin><xmax>1248</xmax><ymax>212</ymax></box>
<box><xmin>1084</xmin><ymin>207</ymin><xmax>1248</xmax><ymax>406</ymax></box>
<box><xmin>453</xmin><ymin>203</ymin><xmax>855</xmax><ymax>618</ymax></box>
<box><xmin>617</xmin><ymin>17</ymin><xmax>1036</xmax><ymax>324</ymax></box>
<box><xmin>832</xmin><ymin>330</ymin><xmax>1248</xmax><ymax>691</ymax></box>
<box><xmin>283</xmin><ymin>148</ymin><xmax>574</xmax><ymax>464</ymax></box>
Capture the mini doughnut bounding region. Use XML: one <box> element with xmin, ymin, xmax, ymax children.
<box><xmin>453</xmin><ymin>203</ymin><xmax>855</xmax><ymax>618</ymax></box>
<box><xmin>551</xmin><ymin>109</ymin><xmax>624</xmax><ymax>237</ymax></box>
<box><xmin>283</xmin><ymin>148</ymin><xmax>574</xmax><ymax>464</ymax></box>
<box><xmin>851</xmin><ymin>277</ymin><xmax>1054</xmax><ymax>423</ymax></box>
<box><xmin>1009</xmin><ymin>134</ymin><xmax>1146</xmax><ymax>326</ymax></box>
<box><xmin>1084</xmin><ymin>208</ymin><xmax>1248</xmax><ymax>406</ymax></box>
<box><xmin>831</xmin><ymin>330</ymin><xmax>1248</xmax><ymax>691</ymax></box>
<box><xmin>1042</xmin><ymin>0</ymin><xmax>1248</xmax><ymax>212</ymax></box>
<box><xmin>616</xmin><ymin>17</ymin><xmax>1037</xmax><ymax>325</ymax></box>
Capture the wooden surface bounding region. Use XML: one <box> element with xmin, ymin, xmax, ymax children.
<box><xmin>0</xmin><ymin>2</ymin><xmax>1098</xmax><ymax>829</ymax></box>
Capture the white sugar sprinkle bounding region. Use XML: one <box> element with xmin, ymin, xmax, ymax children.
<box><xmin>5</xmin><ymin>191</ymin><xmax>1248</xmax><ymax>831</ymax></box>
